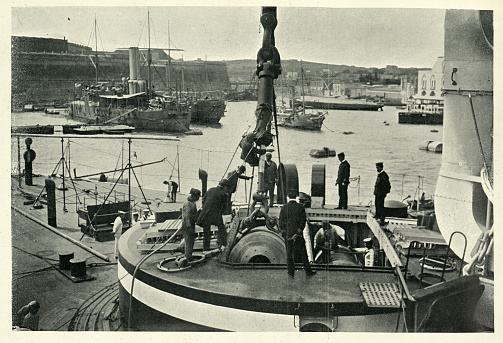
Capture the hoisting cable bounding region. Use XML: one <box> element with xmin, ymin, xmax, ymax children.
<box><xmin>75</xmin><ymin>158</ymin><xmax>166</xmax><ymax>179</ymax></box>
<box><xmin>468</xmin><ymin>93</ymin><xmax>491</xmax><ymax>184</ymax></box>
<box><xmin>272</xmin><ymin>88</ymin><xmax>281</xmax><ymax>164</ymax></box>
<box><xmin>222</xmin><ymin>135</ymin><xmax>246</xmax><ymax>179</ymax></box>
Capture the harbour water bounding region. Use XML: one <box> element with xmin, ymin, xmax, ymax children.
<box><xmin>11</xmin><ymin>101</ymin><xmax>442</xmax><ymax>207</ymax></box>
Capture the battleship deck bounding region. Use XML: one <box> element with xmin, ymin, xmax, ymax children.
<box><xmin>117</xmin><ymin>218</ymin><xmax>405</xmax><ymax>332</ymax></box>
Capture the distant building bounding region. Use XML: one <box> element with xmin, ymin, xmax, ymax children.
<box><xmin>332</xmin><ymin>83</ymin><xmax>345</xmax><ymax>97</ymax></box>
<box><xmin>345</xmin><ymin>84</ymin><xmax>368</xmax><ymax>98</ymax></box>
<box><xmin>285</xmin><ymin>71</ymin><xmax>298</xmax><ymax>81</ymax></box>
<box><xmin>385</xmin><ymin>65</ymin><xmax>398</xmax><ymax>75</ymax></box>
<box><xmin>366</xmin><ymin>85</ymin><xmax>402</xmax><ymax>101</ymax></box>
<box><xmin>407</xmin><ymin>57</ymin><xmax>444</xmax><ymax>114</ymax></box>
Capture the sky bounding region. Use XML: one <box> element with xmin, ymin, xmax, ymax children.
<box><xmin>7</xmin><ymin>3</ymin><xmax>454</xmax><ymax>69</ymax></box>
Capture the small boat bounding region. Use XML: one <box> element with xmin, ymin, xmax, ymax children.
<box><xmin>73</xmin><ymin>125</ymin><xmax>102</xmax><ymax>135</ymax></box>
<box><xmin>23</xmin><ymin>104</ymin><xmax>45</xmax><ymax>112</ymax></box>
<box><xmin>419</xmin><ymin>141</ymin><xmax>442</xmax><ymax>153</ymax></box>
<box><xmin>11</xmin><ymin>125</ymin><xmax>54</xmax><ymax>134</ymax></box>
<box><xmin>430</xmin><ymin>129</ymin><xmax>439</xmax><ymax>133</ymax></box>
<box><xmin>309</xmin><ymin>147</ymin><xmax>336</xmax><ymax>158</ymax></box>
<box><xmin>101</xmin><ymin>125</ymin><xmax>135</xmax><ymax>135</ymax></box>
<box><xmin>276</xmin><ymin>106</ymin><xmax>326</xmax><ymax>130</ymax></box>
<box><xmin>276</xmin><ymin>78</ymin><xmax>326</xmax><ymax>131</ymax></box>
<box><xmin>44</xmin><ymin>108</ymin><xmax>60</xmax><ymax>115</ymax></box>
<box><xmin>342</xmin><ymin>131</ymin><xmax>354</xmax><ymax>135</ymax></box>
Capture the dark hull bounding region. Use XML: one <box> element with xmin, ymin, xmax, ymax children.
<box><xmin>69</xmin><ymin>100</ymin><xmax>191</xmax><ymax>132</ymax></box>
<box><xmin>190</xmin><ymin>98</ymin><xmax>226</xmax><ymax>124</ymax></box>
<box><xmin>299</xmin><ymin>100</ymin><xmax>383</xmax><ymax>111</ymax></box>
<box><xmin>11</xmin><ymin>125</ymin><xmax>54</xmax><ymax>134</ymax></box>
<box><xmin>398</xmin><ymin>112</ymin><xmax>443</xmax><ymax>125</ymax></box>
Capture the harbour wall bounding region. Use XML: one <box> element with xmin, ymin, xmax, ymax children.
<box><xmin>12</xmin><ymin>37</ymin><xmax>231</xmax><ymax>109</ymax></box>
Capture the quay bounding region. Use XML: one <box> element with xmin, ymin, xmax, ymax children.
<box><xmin>10</xmin><ymin>174</ymin><xmax>187</xmax><ymax>331</ymax></box>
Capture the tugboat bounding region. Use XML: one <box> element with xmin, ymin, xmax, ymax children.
<box><xmin>117</xmin><ymin>8</ymin><xmax>493</xmax><ymax>332</ymax></box>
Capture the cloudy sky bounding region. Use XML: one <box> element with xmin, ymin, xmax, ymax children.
<box><xmin>6</xmin><ymin>0</ymin><xmax>500</xmax><ymax>68</ymax></box>
<box><xmin>7</xmin><ymin>2</ymin><xmax>461</xmax><ymax>68</ymax></box>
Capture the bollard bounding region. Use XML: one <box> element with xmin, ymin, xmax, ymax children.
<box><xmin>70</xmin><ymin>258</ymin><xmax>86</xmax><ymax>277</ymax></box>
<box><xmin>23</xmin><ymin>138</ymin><xmax>36</xmax><ymax>186</ymax></box>
<box><xmin>45</xmin><ymin>178</ymin><xmax>57</xmax><ymax>227</ymax></box>
<box><xmin>59</xmin><ymin>251</ymin><xmax>74</xmax><ymax>270</ymax></box>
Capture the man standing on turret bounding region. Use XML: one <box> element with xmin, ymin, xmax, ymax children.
<box><xmin>335</xmin><ymin>152</ymin><xmax>350</xmax><ymax>209</ymax></box>
<box><xmin>263</xmin><ymin>153</ymin><xmax>278</xmax><ymax>207</ymax></box>
<box><xmin>373</xmin><ymin>162</ymin><xmax>391</xmax><ymax>226</ymax></box>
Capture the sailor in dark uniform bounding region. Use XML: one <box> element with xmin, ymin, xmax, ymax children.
<box><xmin>225</xmin><ymin>165</ymin><xmax>253</xmax><ymax>214</ymax></box>
<box><xmin>335</xmin><ymin>152</ymin><xmax>350</xmax><ymax>209</ymax></box>
<box><xmin>374</xmin><ymin>162</ymin><xmax>391</xmax><ymax>226</ymax></box>
<box><xmin>196</xmin><ymin>179</ymin><xmax>230</xmax><ymax>250</ymax></box>
<box><xmin>279</xmin><ymin>191</ymin><xmax>316</xmax><ymax>278</ymax></box>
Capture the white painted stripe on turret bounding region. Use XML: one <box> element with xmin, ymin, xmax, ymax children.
<box><xmin>117</xmin><ymin>263</ymin><xmax>297</xmax><ymax>332</ymax></box>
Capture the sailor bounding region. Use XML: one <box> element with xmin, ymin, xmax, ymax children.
<box><xmin>239</xmin><ymin>132</ymin><xmax>273</xmax><ymax>167</ymax></box>
<box><xmin>15</xmin><ymin>301</ymin><xmax>40</xmax><ymax>330</ymax></box>
<box><xmin>264</xmin><ymin>153</ymin><xmax>278</xmax><ymax>207</ymax></box>
<box><xmin>163</xmin><ymin>180</ymin><xmax>172</xmax><ymax>202</ymax></box>
<box><xmin>170</xmin><ymin>180</ymin><xmax>178</xmax><ymax>203</ymax></box>
<box><xmin>335</xmin><ymin>152</ymin><xmax>350</xmax><ymax>209</ymax></box>
<box><xmin>15</xmin><ymin>301</ymin><xmax>40</xmax><ymax>329</ymax></box>
<box><xmin>113</xmin><ymin>210</ymin><xmax>126</xmax><ymax>260</ymax></box>
<box><xmin>313</xmin><ymin>220</ymin><xmax>343</xmax><ymax>263</ymax></box>
<box><xmin>373</xmin><ymin>162</ymin><xmax>391</xmax><ymax>225</ymax></box>
<box><xmin>181</xmin><ymin>188</ymin><xmax>201</xmax><ymax>264</ymax></box>
<box><xmin>352</xmin><ymin>237</ymin><xmax>375</xmax><ymax>267</ymax></box>
<box><xmin>279</xmin><ymin>191</ymin><xmax>316</xmax><ymax>278</ymax></box>
<box><xmin>225</xmin><ymin>165</ymin><xmax>253</xmax><ymax>214</ymax></box>
<box><xmin>163</xmin><ymin>179</ymin><xmax>178</xmax><ymax>203</ymax></box>
<box><xmin>196</xmin><ymin>179</ymin><xmax>230</xmax><ymax>251</ymax></box>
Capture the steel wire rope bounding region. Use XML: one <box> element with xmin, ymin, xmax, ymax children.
<box><xmin>134</xmin><ymin>138</ymin><xmax>236</xmax><ymax>154</ymax></box>
<box><xmin>127</xmin><ymin>214</ymin><xmax>184</xmax><ymax>329</ymax></box>
<box><xmin>68</xmin><ymin>281</ymin><xmax>121</xmax><ymax>331</ymax></box>
<box><xmin>85</xmin><ymin>24</ymin><xmax>94</xmax><ymax>50</ymax></box>
<box><xmin>468</xmin><ymin>93</ymin><xmax>491</xmax><ymax>176</ymax></box>
<box><xmin>220</xmin><ymin>128</ymin><xmax>250</xmax><ymax>180</ymax></box>
<box><xmin>69</xmin><ymin>140</ymin><xmax>122</xmax><ymax>158</ymax></box>
<box><xmin>136</xmin><ymin>18</ymin><xmax>147</xmax><ymax>51</ymax></box>
<box><xmin>96</xmin><ymin>26</ymin><xmax>110</xmax><ymax>82</ymax></box>
<box><xmin>83</xmin><ymin>284</ymin><xmax>118</xmax><ymax>331</ymax></box>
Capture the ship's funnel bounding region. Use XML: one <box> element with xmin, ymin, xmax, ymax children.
<box><xmin>435</xmin><ymin>10</ymin><xmax>493</xmax><ymax>264</ymax></box>
<box><xmin>129</xmin><ymin>47</ymin><xmax>140</xmax><ymax>81</ymax></box>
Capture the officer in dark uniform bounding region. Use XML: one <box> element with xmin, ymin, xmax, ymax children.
<box><xmin>374</xmin><ymin>162</ymin><xmax>391</xmax><ymax>225</ymax></box>
<box><xmin>279</xmin><ymin>191</ymin><xmax>316</xmax><ymax>278</ymax></box>
<box><xmin>335</xmin><ymin>152</ymin><xmax>350</xmax><ymax>209</ymax></box>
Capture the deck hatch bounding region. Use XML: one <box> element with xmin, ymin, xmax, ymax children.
<box><xmin>359</xmin><ymin>282</ymin><xmax>401</xmax><ymax>308</ymax></box>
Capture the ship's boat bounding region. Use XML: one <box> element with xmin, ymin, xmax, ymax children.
<box><xmin>11</xmin><ymin>125</ymin><xmax>54</xmax><ymax>134</ymax></box>
<box><xmin>309</xmin><ymin>147</ymin><xmax>336</xmax><ymax>158</ymax></box>
<box><xmin>276</xmin><ymin>105</ymin><xmax>326</xmax><ymax>130</ymax></box>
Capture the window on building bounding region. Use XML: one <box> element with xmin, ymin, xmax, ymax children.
<box><xmin>430</xmin><ymin>76</ymin><xmax>436</xmax><ymax>90</ymax></box>
<box><xmin>422</xmin><ymin>75</ymin><xmax>427</xmax><ymax>89</ymax></box>
<box><xmin>421</xmin><ymin>91</ymin><xmax>426</xmax><ymax>96</ymax></box>
<box><xmin>430</xmin><ymin>91</ymin><xmax>436</xmax><ymax>96</ymax></box>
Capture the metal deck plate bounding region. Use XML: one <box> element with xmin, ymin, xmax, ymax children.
<box><xmin>359</xmin><ymin>282</ymin><xmax>402</xmax><ymax>308</ymax></box>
